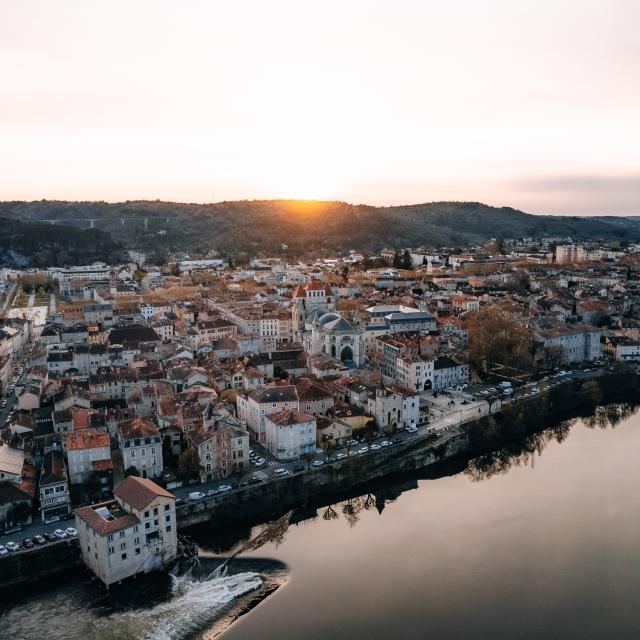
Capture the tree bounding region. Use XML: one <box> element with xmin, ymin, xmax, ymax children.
<box><xmin>177</xmin><ymin>448</ymin><xmax>201</xmax><ymax>480</ymax></box>
<box><xmin>468</xmin><ymin>304</ymin><xmax>534</xmax><ymax>374</ymax></box>
<box><xmin>301</xmin><ymin>452</ymin><xmax>315</xmax><ymax>470</ymax></box>
<box><xmin>321</xmin><ymin>439</ymin><xmax>337</xmax><ymax>461</ymax></box>
<box><xmin>401</xmin><ymin>250</ymin><xmax>413</xmax><ymax>270</ymax></box>
<box><xmin>392</xmin><ymin>250</ymin><xmax>402</xmax><ymax>269</ymax></box>
<box><xmin>124</xmin><ymin>465</ymin><xmax>140</xmax><ymax>478</ymax></box>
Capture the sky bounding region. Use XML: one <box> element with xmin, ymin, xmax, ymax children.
<box><xmin>1</xmin><ymin>0</ymin><xmax>639</xmax><ymax>215</ymax></box>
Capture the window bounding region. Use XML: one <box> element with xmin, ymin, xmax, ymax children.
<box><xmin>166</xmin><ymin>525</ymin><xmax>172</xmax><ymax>533</ymax></box>
<box><xmin>134</xmin><ymin>537</ymin><xmax>140</xmax><ymax>545</ymax></box>
<box><xmin>153</xmin><ymin>507</ymin><xmax>158</xmax><ymax>515</ymax></box>
<box><xmin>107</xmin><ymin>534</ymin><xmax>113</xmax><ymax>542</ymax></box>
<box><xmin>165</xmin><ymin>514</ymin><xmax>171</xmax><ymax>522</ymax></box>
<box><xmin>135</xmin><ymin>548</ymin><xmax>141</xmax><ymax>555</ymax></box>
<box><xmin>145</xmin><ymin>522</ymin><xmax>150</xmax><ymax>529</ymax></box>
<box><xmin>119</xmin><ymin>531</ymin><xmax>126</xmax><ymax>538</ymax></box>
<box><xmin>164</xmin><ymin>504</ymin><xmax>170</xmax><ymax>511</ymax></box>
<box><xmin>120</xmin><ymin>542</ymin><xmax>126</xmax><ymax>550</ymax></box>
<box><xmin>121</xmin><ymin>553</ymin><xmax>127</xmax><ymax>560</ymax></box>
<box><xmin>144</xmin><ymin>511</ymin><xmax>149</xmax><ymax>518</ymax></box>
<box><xmin>108</xmin><ymin>546</ymin><xmax>114</xmax><ymax>554</ymax></box>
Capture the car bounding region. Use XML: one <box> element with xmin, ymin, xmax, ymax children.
<box><xmin>206</xmin><ymin>488</ymin><xmax>219</xmax><ymax>497</ymax></box>
<box><xmin>392</xmin><ymin>437</ymin><xmax>403</xmax><ymax>444</ymax></box>
<box><xmin>349</xmin><ymin>439</ymin><xmax>358</xmax><ymax>446</ymax></box>
<box><xmin>1</xmin><ymin>401</ymin><xmax>6</xmax><ymax>408</ymax></box>
<box><xmin>53</xmin><ymin>529</ymin><xmax>67</xmax><ymax>540</ymax></box>
<box><xmin>4</xmin><ymin>525</ymin><xmax>22</xmax><ymax>535</ymax></box>
<box><xmin>239</xmin><ymin>481</ymin><xmax>248</xmax><ymax>488</ymax></box>
<box><xmin>21</xmin><ymin>538</ymin><xmax>34</xmax><ymax>549</ymax></box>
<box><xmin>370</xmin><ymin>444</ymin><xmax>381</xmax><ymax>450</ymax></box>
<box><xmin>380</xmin><ymin>440</ymin><xmax>390</xmax><ymax>447</ymax></box>
<box><xmin>175</xmin><ymin>498</ymin><xmax>185</xmax><ymax>506</ymax></box>
<box><xmin>43</xmin><ymin>532</ymin><xmax>56</xmax><ymax>542</ymax></box>
<box><xmin>33</xmin><ymin>535</ymin><xmax>46</xmax><ymax>545</ymax></box>
<box><xmin>274</xmin><ymin>468</ymin><xmax>289</xmax><ymax>476</ymax></box>
<box><xmin>218</xmin><ymin>484</ymin><xmax>232</xmax><ymax>492</ymax></box>
<box><xmin>293</xmin><ymin>464</ymin><xmax>306</xmax><ymax>472</ymax></box>
<box><xmin>312</xmin><ymin>460</ymin><xmax>324</xmax><ymax>467</ymax></box>
<box><xmin>65</xmin><ymin>527</ymin><xmax>77</xmax><ymax>537</ymax></box>
<box><xmin>44</xmin><ymin>515</ymin><xmax>60</xmax><ymax>525</ymax></box>
<box><xmin>248</xmin><ymin>476</ymin><xmax>262</xmax><ymax>484</ymax></box>
<box><xmin>254</xmin><ymin>459</ymin><xmax>265</xmax><ymax>468</ymax></box>
<box><xmin>0</xmin><ymin>545</ymin><xmax>8</xmax><ymax>557</ymax></box>
<box><xmin>188</xmin><ymin>491</ymin><xmax>206</xmax><ymax>501</ymax></box>
<box><xmin>5</xmin><ymin>541</ymin><xmax>20</xmax><ymax>552</ymax></box>
<box><xmin>358</xmin><ymin>446</ymin><xmax>369</xmax><ymax>454</ymax></box>
<box><xmin>336</xmin><ymin>453</ymin><xmax>347</xmax><ymax>460</ymax></box>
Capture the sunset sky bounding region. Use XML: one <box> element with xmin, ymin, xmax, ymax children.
<box><xmin>1</xmin><ymin>0</ymin><xmax>639</xmax><ymax>215</ymax></box>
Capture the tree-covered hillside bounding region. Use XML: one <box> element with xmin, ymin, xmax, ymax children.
<box><xmin>0</xmin><ymin>216</ymin><xmax>126</xmax><ymax>267</ymax></box>
<box><xmin>0</xmin><ymin>199</ymin><xmax>638</xmax><ymax>264</ymax></box>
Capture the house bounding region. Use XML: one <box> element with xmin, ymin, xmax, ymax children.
<box><xmin>433</xmin><ymin>356</ymin><xmax>469</xmax><ymax>390</ymax></box>
<box><xmin>236</xmin><ymin>385</ymin><xmax>299</xmax><ymax>443</ymax></box>
<box><xmin>117</xmin><ymin>417</ymin><xmax>163</xmax><ymax>479</ymax></box>
<box><xmin>264</xmin><ymin>410</ymin><xmax>317</xmax><ymax>460</ymax></box>
<box><xmin>64</xmin><ymin>429</ymin><xmax>112</xmax><ymax>485</ymax></box>
<box><xmin>75</xmin><ymin>476</ymin><xmax>177</xmax><ymax>587</ymax></box>
<box><xmin>39</xmin><ymin>449</ymin><xmax>71</xmax><ymax>522</ymax></box>
<box><xmin>185</xmin><ymin>405</ymin><xmax>250</xmax><ymax>481</ymax></box>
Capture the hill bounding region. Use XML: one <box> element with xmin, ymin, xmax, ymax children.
<box><xmin>0</xmin><ymin>200</ymin><xmax>638</xmax><ymax>265</ymax></box>
<box><xmin>0</xmin><ymin>216</ymin><xmax>126</xmax><ymax>268</ymax></box>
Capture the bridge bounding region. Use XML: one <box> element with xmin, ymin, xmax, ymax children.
<box><xmin>26</xmin><ymin>216</ymin><xmax>177</xmax><ymax>230</ymax></box>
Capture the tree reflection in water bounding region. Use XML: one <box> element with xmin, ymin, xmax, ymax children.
<box><xmin>466</xmin><ymin>402</ymin><xmax>638</xmax><ymax>482</ymax></box>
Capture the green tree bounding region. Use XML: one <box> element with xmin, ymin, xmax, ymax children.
<box><xmin>124</xmin><ymin>465</ymin><xmax>140</xmax><ymax>478</ymax></box>
<box><xmin>401</xmin><ymin>250</ymin><xmax>412</xmax><ymax>270</ymax></box>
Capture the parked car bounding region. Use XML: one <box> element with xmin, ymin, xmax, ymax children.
<box><xmin>206</xmin><ymin>488</ymin><xmax>218</xmax><ymax>497</ymax></box>
<box><xmin>312</xmin><ymin>460</ymin><xmax>324</xmax><ymax>467</ymax></box>
<box><xmin>336</xmin><ymin>453</ymin><xmax>347</xmax><ymax>460</ymax></box>
<box><xmin>188</xmin><ymin>491</ymin><xmax>205</xmax><ymax>502</ymax></box>
<box><xmin>65</xmin><ymin>527</ymin><xmax>77</xmax><ymax>537</ymax></box>
<box><xmin>370</xmin><ymin>444</ymin><xmax>381</xmax><ymax>450</ymax></box>
<box><xmin>53</xmin><ymin>529</ymin><xmax>67</xmax><ymax>540</ymax></box>
<box><xmin>218</xmin><ymin>484</ymin><xmax>232</xmax><ymax>492</ymax></box>
<box><xmin>5</xmin><ymin>542</ymin><xmax>19</xmax><ymax>552</ymax></box>
<box><xmin>33</xmin><ymin>535</ymin><xmax>46</xmax><ymax>545</ymax></box>
<box><xmin>274</xmin><ymin>468</ymin><xmax>289</xmax><ymax>476</ymax></box>
<box><xmin>0</xmin><ymin>545</ymin><xmax>8</xmax><ymax>557</ymax></box>
<box><xmin>21</xmin><ymin>538</ymin><xmax>34</xmax><ymax>549</ymax></box>
<box><xmin>293</xmin><ymin>464</ymin><xmax>305</xmax><ymax>473</ymax></box>
<box><xmin>44</xmin><ymin>516</ymin><xmax>60</xmax><ymax>525</ymax></box>
<box><xmin>248</xmin><ymin>476</ymin><xmax>262</xmax><ymax>484</ymax></box>
<box><xmin>43</xmin><ymin>532</ymin><xmax>57</xmax><ymax>542</ymax></box>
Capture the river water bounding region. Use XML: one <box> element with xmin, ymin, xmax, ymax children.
<box><xmin>2</xmin><ymin>403</ymin><xmax>640</xmax><ymax>639</ymax></box>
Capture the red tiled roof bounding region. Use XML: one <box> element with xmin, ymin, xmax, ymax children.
<box><xmin>113</xmin><ymin>476</ymin><xmax>174</xmax><ymax>511</ymax></box>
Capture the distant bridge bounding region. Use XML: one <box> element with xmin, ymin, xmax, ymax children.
<box><xmin>25</xmin><ymin>216</ymin><xmax>177</xmax><ymax>230</ymax></box>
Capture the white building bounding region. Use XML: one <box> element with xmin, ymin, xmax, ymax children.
<box><xmin>367</xmin><ymin>385</ymin><xmax>420</xmax><ymax>429</ymax></box>
<box><xmin>75</xmin><ymin>476</ymin><xmax>177</xmax><ymax>587</ymax></box>
<box><xmin>64</xmin><ymin>429</ymin><xmax>112</xmax><ymax>485</ymax></box>
<box><xmin>433</xmin><ymin>356</ymin><xmax>470</xmax><ymax>390</ymax></box>
<box><xmin>264</xmin><ymin>410</ymin><xmax>317</xmax><ymax>460</ymax></box>
<box><xmin>117</xmin><ymin>417</ymin><xmax>163</xmax><ymax>479</ymax></box>
<box><xmin>237</xmin><ymin>385</ymin><xmax>299</xmax><ymax>443</ymax></box>
<box><xmin>535</xmin><ymin>325</ymin><xmax>602</xmax><ymax>364</ymax></box>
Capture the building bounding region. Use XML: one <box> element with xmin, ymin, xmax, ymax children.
<box><xmin>39</xmin><ymin>449</ymin><xmax>71</xmax><ymax>521</ymax></box>
<box><xmin>291</xmin><ymin>280</ymin><xmax>335</xmax><ymax>340</ymax></box>
<box><xmin>535</xmin><ymin>325</ymin><xmax>602</xmax><ymax>365</ymax></box>
<box><xmin>264</xmin><ymin>410</ymin><xmax>317</xmax><ymax>460</ymax></box>
<box><xmin>118</xmin><ymin>417</ymin><xmax>163</xmax><ymax>479</ymax></box>
<box><xmin>75</xmin><ymin>476</ymin><xmax>177</xmax><ymax>587</ymax></box>
<box><xmin>65</xmin><ymin>429</ymin><xmax>112</xmax><ymax>485</ymax></box>
<box><xmin>555</xmin><ymin>244</ymin><xmax>587</xmax><ymax>264</ymax></box>
<box><xmin>237</xmin><ymin>385</ymin><xmax>299</xmax><ymax>443</ymax></box>
<box><xmin>433</xmin><ymin>356</ymin><xmax>469</xmax><ymax>390</ymax></box>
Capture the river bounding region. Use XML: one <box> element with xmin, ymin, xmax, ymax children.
<box><xmin>1</xmin><ymin>402</ymin><xmax>639</xmax><ymax>639</ymax></box>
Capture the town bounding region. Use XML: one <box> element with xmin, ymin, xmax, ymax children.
<box><xmin>0</xmin><ymin>238</ymin><xmax>639</xmax><ymax>588</ymax></box>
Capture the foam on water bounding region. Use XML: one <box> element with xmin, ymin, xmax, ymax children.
<box><xmin>98</xmin><ymin>571</ymin><xmax>263</xmax><ymax>640</ymax></box>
